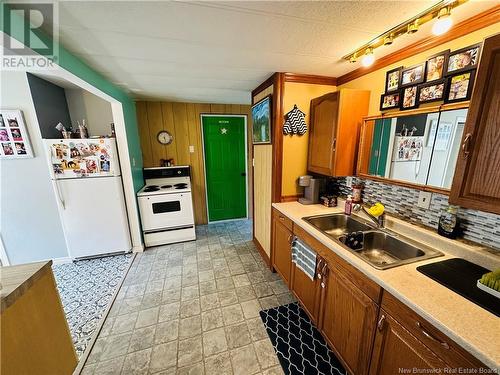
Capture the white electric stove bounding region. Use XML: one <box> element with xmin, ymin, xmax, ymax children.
<box><xmin>137</xmin><ymin>166</ymin><xmax>196</xmax><ymax>247</ymax></box>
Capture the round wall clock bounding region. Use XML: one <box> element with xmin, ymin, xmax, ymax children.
<box><xmin>157</xmin><ymin>130</ymin><xmax>173</xmax><ymax>145</ymax></box>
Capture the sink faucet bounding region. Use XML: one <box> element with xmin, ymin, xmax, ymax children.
<box><xmin>353</xmin><ymin>203</ymin><xmax>385</xmax><ymax>228</ymax></box>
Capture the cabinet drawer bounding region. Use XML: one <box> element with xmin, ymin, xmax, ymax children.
<box><xmin>272</xmin><ymin>208</ymin><xmax>293</xmax><ymax>231</ymax></box>
<box><xmin>381</xmin><ymin>292</ymin><xmax>486</xmax><ymax>369</ymax></box>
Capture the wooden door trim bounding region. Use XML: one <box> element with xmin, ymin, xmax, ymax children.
<box><xmin>337</xmin><ymin>6</ymin><xmax>500</xmax><ymax>86</ymax></box>
<box><xmin>271</xmin><ymin>73</ymin><xmax>285</xmax><ymax>203</ymax></box>
<box><xmin>200</xmin><ymin>114</ymin><xmax>249</xmax><ymax>223</ymax></box>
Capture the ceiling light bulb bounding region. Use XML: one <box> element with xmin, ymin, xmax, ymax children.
<box><xmin>361</xmin><ymin>49</ymin><xmax>375</xmax><ymax>67</ymax></box>
<box><xmin>433</xmin><ymin>7</ymin><xmax>453</xmax><ymax>35</ymax></box>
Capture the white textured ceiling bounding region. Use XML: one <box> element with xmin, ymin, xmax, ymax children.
<box><xmin>56</xmin><ymin>1</ymin><xmax>497</xmax><ymax>104</ymax></box>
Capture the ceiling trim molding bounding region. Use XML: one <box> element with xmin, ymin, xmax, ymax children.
<box><xmin>337</xmin><ymin>5</ymin><xmax>500</xmax><ymax>86</ymax></box>
<box><xmin>251</xmin><ymin>74</ymin><xmax>276</xmax><ymax>100</ymax></box>
<box><xmin>283</xmin><ymin>73</ymin><xmax>337</xmax><ymax>86</ymax></box>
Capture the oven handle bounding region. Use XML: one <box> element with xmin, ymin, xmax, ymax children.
<box><xmin>143</xmin><ymin>225</ymin><xmax>194</xmax><ymax>234</ymax></box>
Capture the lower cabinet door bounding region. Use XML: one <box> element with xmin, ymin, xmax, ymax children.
<box><xmin>321</xmin><ymin>266</ymin><xmax>378</xmax><ymax>375</ymax></box>
<box><xmin>290</xmin><ymin>262</ymin><xmax>321</xmax><ymax>324</ymax></box>
<box><xmin>369</xmin><ymin>310</ymin><xmax>447</xmax><ymax>374</ymax></box>
<box><xmin>272</xmin><ymin>219</ymin><xmax>292</xmax><ymax>285</ymax></box>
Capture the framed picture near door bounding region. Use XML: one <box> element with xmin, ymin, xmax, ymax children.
<box><xmin>0</xmin><ymin>109</ymin><xmax>34</xmax><ymax>159</ymax></box>
<box><xmin>251</xmin><ymin>95</ymin><xmax>272</xmax><ymax>144</ymax></box>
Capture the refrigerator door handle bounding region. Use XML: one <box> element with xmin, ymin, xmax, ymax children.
<box><xmin>54</xmin><ymin>180</ymin><xmax>66</xmax><ymax>209</ymax></box>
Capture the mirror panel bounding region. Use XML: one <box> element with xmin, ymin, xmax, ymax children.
<box><xmin>359</xmin><ymin>108</ymin><xmax>467</xmax><ymax>190</ymax></box>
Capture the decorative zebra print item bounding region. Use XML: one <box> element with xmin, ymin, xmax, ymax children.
<box><xmin>283</xmin><ymin>105</ymin><xmax>307</xmax><ymax>135</ymax></box>
<box><xmin>260</xmin><ymin>302</ymin><xmax>346</xmax><ymax>375</ymax></box>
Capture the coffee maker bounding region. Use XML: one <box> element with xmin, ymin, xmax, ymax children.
<box><xmin>298</xmin><ymin>175</ymin><xmax>323</xmax><ymax>205</ymax></box>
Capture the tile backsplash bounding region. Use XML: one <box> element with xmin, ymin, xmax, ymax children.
<box><xmin>326</xmin><ymin>177</ymin><xmax>500</xmax><ymax>252</ymax></box>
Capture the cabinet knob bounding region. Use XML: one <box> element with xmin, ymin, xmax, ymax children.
<box><xmin>288</xmin><ymin>234</ymin><xmax>293</xmax><ymax>244</ymax></box>
<box><xmin>279</xmin><ymin>216</ymin><xmax>285</xmax><ymax>221</ymax></box>
<box><xmin>377</xmin><ymin>314</ymin><xmax>386</xmax><ymax>332</ymax></box>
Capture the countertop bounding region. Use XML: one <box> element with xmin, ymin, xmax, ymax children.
<box><xmin>273</xmin><ymin>201</ymin><xmax>500</xmax><ymax>370</ymax></box>
<box><xmin>0</xmin><ymin>261</ymin><xmax>53</xmax><ymax>313</ymax></box>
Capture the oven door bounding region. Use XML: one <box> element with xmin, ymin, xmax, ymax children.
<box><xmin>138</xmin><ymin>193</ymin><xmax>194</xmax><ymax>231</ymax></box>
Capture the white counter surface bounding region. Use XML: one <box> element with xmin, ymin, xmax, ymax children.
<box><xmin>272</xmin><ymin>201</ymin><xmax>500</xmax><ymax>370</ymax></box>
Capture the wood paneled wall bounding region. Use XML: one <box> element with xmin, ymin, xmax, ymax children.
<box><xmin>136</xmin><ymin>101</ymin><xmax>252</xmax><ymax>224</ymax></box>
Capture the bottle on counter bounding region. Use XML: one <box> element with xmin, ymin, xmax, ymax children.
<box><xmin>352</xmin><ymin>183</ymin><xmax>363</xmax><ymax>203</ymax></box>
<box><xmin>345</xmin><ymin>195</ymin><xmax>353</xmax><ymax>215</ymax></box>
<box><xmin>438</xmin><ymin>205</ymin><xmax>460</xmax><ymax>239</ymax></box>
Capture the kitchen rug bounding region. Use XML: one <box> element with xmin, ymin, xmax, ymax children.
<box><xmin>52</xmin><ymin>253</ymin><xmax>134</xmax><ymax>359</ymax></box>
<box><xmin>259</xmin><ymin>302</ymin><xmax>346</xmax><ymax>375</ymax></box>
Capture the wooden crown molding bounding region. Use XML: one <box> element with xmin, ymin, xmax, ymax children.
<box><xmin>283</xmin><ymin>73</ymin><xmax>337</xmax><ymax>86</ymax></box>
<box><xmin>251</xmin><ymin>73</ymin><xmax>276</xmax><ymax>99</ymax></box>
<box><xmin>337</xmin><ymin>5</ymin><xmax>500</xmax><ymax>86</ymax></box>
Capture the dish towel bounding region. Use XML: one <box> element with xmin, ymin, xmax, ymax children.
<box><xmin>291</xmin><ymin>237</ymin><xmax>317</xmax><ymax>280</ymax></box>
<box><xmin>283</xmin><ymin>105</ymin><xmax>307</xmax><ymax>135</ymax></box>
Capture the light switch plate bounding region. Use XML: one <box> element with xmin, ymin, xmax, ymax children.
<box><xmin>346</xmin><ymin>176</ymin><xmax>353</xmax><ymax>188</ymax></box>
<box><xmin>417</xmin><ymin>191</ymin><xmax>432</xmax><ymax>209</ymax></box>
<box><xmin>189</xmin><ymin>145</ymin><xmax>195</xmax><ymax>153</ymax></box>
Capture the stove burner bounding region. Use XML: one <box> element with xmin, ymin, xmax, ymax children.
<box><xmin>161</xmin><ymin>184</ymin><xmax>173</xmax><ymax>189</ymax></box>
<box><xmin>144</xmin><ymin>185</ymin><xmax>160</xmax><ymax>192</ymax></box>
<box><xmin>174</xmin><ymin>183</ymin><xmax>188</xmax><ymax>190</ymax></box>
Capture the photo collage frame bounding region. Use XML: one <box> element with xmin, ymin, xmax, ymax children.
<box><xmin>380</xmin><ymin>43</ymin><xmax>481</xmax><ymax>111</ymax></box>
<box><xmin>0</xmin><ymin>110</ymin><xmax>34</xmax><ymax>159</ymax></box>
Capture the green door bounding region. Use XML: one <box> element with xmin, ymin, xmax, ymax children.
<box><xmin>202</xmin><ymin>116</ymin><xmax>247</xmax><ymax>222</ymax></box>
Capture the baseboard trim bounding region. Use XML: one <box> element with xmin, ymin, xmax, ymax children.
<box><xmin>132</xmin><ymin>244</ymin><xmax>145</xmax><ymax>253</ymax></box>
<box><xmin>52</xmin><ymin>257</ymin><xmax>73</xmax><ymax>265</ymax></box>
<box><xmin>281</xmin><ymin>194</ymin><xmax>303</xmax><ymax>202</ymax></box>
<box><xmin>253</xmin><ymin>237</ymin><xmax>271</xmax><ymax>267</ymax></box>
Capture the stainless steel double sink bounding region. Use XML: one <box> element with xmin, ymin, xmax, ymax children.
<box><xmin>303</xmin><ymin>213</ymin><xmax>443</xmax><ymax>270</ymax></box>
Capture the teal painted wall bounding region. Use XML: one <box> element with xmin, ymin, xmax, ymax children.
<box><xmin>1</xmin><ymin>4</ymin><xmax>144</xmax><ymax>190</ymax></box>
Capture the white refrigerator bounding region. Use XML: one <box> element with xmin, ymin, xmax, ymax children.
<box><xmin>45</xmin><ymin>138</ymin><xmax>131</xmax><ymax>259</ymax></box>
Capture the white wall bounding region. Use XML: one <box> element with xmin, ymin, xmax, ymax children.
<box><xmin>0</xmin><ymin>71</ymin><xmax>68</xmax><ymax>264</ymax></box>
<box><xmin>65</xmin><ymin>88</ymin><xmax>114</xmax><ymax>136</ymax></box>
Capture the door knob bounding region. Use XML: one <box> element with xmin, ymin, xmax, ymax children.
<box><xmin>241</xmin><ymin>172</ymin><xmax>246</xmax><ymax>176</ymax></box>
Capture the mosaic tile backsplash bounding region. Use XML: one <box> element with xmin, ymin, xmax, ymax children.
<box><xmin>326</xmin><ymin>177</ymin><xmax>500</xmax><ymax>252</ymax></box>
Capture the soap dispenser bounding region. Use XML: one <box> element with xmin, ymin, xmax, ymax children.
<box><xmin>345</xmin><ymin>195</ymin><xmax>353</xmax><ymax>215</ymax></box>
<box><xmin>438</xmin><ymin>205</ymin><xmax>460</xmax><ymax>239</ymax></box>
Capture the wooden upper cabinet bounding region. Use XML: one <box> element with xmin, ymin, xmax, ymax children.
<box><xmin>308</xmin><ymin>89</ymin><xmax>370</xmax><ymax>176</ymax></box>
<box><xmin>369</xmin><ymin>310</ymin><xmax>447</xmax><ymax>374</ymax></box>
<box><xmin>450</xmin><ymin>34</ymin><xmax>500</xmax><ymax>214</ymax></box>
<box><xmin>320</xmin><ymin>265</ymin><xmax>379</xmax><ymax>375</ymax></box>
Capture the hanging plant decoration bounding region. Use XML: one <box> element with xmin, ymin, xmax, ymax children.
<box><xmin>283</xmin><ymin>105</ymin><xmax>307</xmax><ymax>136</ymax></box>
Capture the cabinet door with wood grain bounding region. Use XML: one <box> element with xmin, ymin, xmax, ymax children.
<box><xmin>450</xmin><ymin>33</ymin><xmax>500</xmax><ymax>214</ymax></box>
<box><xmin>271</xmin><ymin>215</ymin><xmax>293</xmax><ymax>285</ymax></box>
<box><xmin>320</xmin><ymin>265</ymin><xmax>379</xmax><ymax>375</ymax></box>
<box><xmin>369</xmin><ymin>311</ymin><xmax>447</xmax><ymax>375</ymax></box>
<box><xmin>308</xmin><ymin>92</ymin><xmax>339</xmax><ymax>175</ymax></box>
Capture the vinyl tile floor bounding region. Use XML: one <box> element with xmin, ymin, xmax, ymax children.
<box><xmin>81</xmin><ymin>220</ymin><xmax>292</xmax><ymax>375</ymax></box>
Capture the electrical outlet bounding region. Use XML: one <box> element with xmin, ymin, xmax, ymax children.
<box><xmin>417</xmin><ymin>191</ymin><xmax>432</xmax><ymax>209</ymax></box>
<box><xmin>189</xmin><ymin>145</ymin><xmax>195</xmax><ymax>153</ymax></box>
<box><xmin>346</xmin><ymin>176</ymin><xmax>353</xmax><ymax>188</ymax></box>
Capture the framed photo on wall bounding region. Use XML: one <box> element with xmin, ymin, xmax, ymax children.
<box><xmin>418</xmin><ymin>80</ymin><xmax>446</xmax><ymax>104</ymax></box>
<box><xmin>400</xmin><ymin>86</ymin><xmax>419</xmax><ymax>110</ymax></box>
<box><xmin>400</xmin><ymin>63</ymin><xmax>425</xmax><ymax>87</ymax></box>
<box><xmin>380</xmin><ymin>92</ymin><xmax>400</xmax><ymax>111</ymax></box>
<box><xmin>425</xmin><ymin>50</ymin><xmax>449</xmax><ymax>82</ymax></box>
<box><xmin>252</xmin><ymin>95</ymin><xmax>272</xmax><ymax>144</ymax></box>
<box><xmin>385</xmin><ymin>66</ymin><xmax>402</xmax><ymax>93</ymax></box>
<box><xmin>445</xmin><ymin>70</ymin><xmax>476</xmax><ymax>103</ymax></box>
<box><xmin>446</xmin><ymin>44</ymin><xmax>481</xmax><ymax>75</ymax></box>
<box><xmin>0</xmin><ymin>110</ymin><xmax>34</xmax><ymax>159</ymax></box>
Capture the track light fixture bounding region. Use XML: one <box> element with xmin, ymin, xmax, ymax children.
<box><xmin>361</xmin><ymin>48</ymin><xmax>375</xmax><ymax>67</ymax></box>
<box><xmin>343</xmin><ymin>0</ymin><xmax>466</xmax><ymax>65</ymax></box>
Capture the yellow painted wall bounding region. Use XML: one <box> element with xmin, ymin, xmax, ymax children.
<box><xmin>281</xmin><ymin>82</ymin><xmax>337</xmax><ymax>197</ymax></box>
<box><xmin>253</xmin><ymin>85</ymin><xmax>273</xmax><ymax>256</ymax></box>
<box><xmin>339</xmin><ymin>22</ymin><xmax>500</xmax><ymax>116</ymax></box>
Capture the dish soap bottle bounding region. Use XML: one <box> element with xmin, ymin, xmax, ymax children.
<box><xmin>438</xmin><ymin>205</ymin><xmax>460</xmax><ymax>239</ymax></box>
<box><xmin>345</xmin><ymin>195</ymin><xmax>353</xmax><ymax>215</ymax></box>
